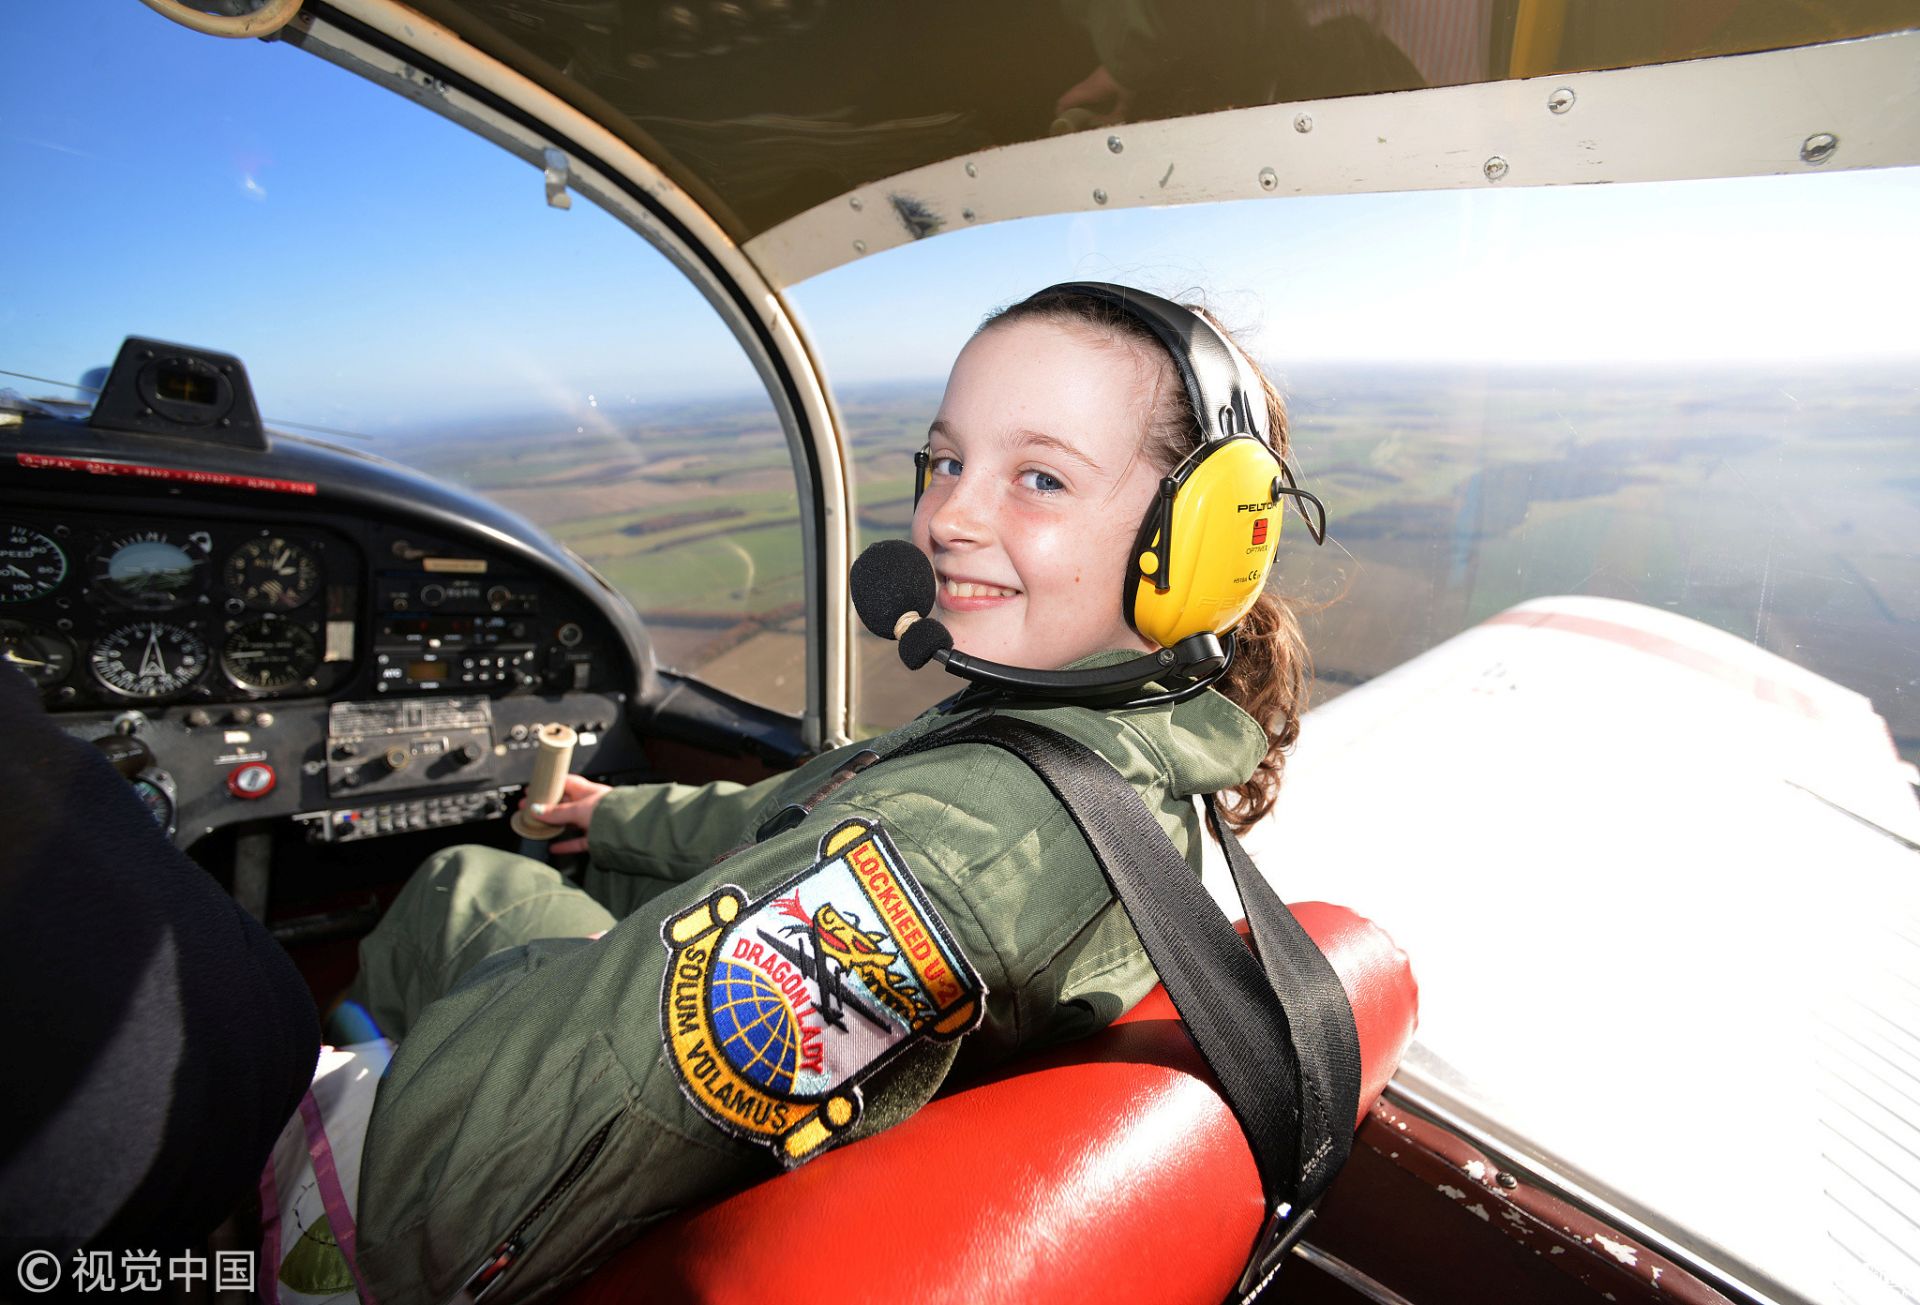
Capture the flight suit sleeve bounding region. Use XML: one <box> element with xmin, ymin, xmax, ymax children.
<box><xmin>578</xmin><ymin>778</ymin><xmax>768</xmax><ymax>917</ymax></box>
<box><xmin>579</xmin><ymin>745</ymin><xmax>875</xmax><ymax>918</ymax></box>
<box><xmin>354</xmin><ymin>791</ymin><xmax>998</xmax><ymax>1304</ymax></box>
<box><xmin>838</xmin><ymin>741</ymin><xmax>1164</xmax><ymax>1072</ymax></box>
<box><xmin>353</xmin><ymin>732</ymin><xmax>1172</xmax><ymax>1303</ymax></box>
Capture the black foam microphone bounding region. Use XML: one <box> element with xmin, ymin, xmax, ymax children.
<box><xmin>848</xmin><ymin>541</ymin><xmax>1234</xmax><ymax>706</ymax></box>
<box><xmin>899</xmin><ymin>618</ymin><xmax>954</xmax><ymax>670</ymax></box>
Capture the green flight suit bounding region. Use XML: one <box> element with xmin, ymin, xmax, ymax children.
<box><xmin>351</xmin><ymin>685</ymin><xmax>1264</xmax><ymax>1303</ymax></box>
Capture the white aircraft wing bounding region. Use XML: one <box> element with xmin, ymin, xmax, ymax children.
<box><xmin>1210</xmin><ymin>595</ymin><xmax>1920</xmax><ymax>1305</ymax></box>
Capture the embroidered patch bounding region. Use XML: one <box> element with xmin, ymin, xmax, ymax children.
<box><xmin>660</xmin><ymin>818</ymin><xmax>984</xmax><ymax>1164</ymax></box>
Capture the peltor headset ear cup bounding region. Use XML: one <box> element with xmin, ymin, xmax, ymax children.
<box><xmin>1128</xmin><ymin>436</ymin><xmax>1286</xmax><ymax>648</ymax></box>
<box><xmin>1029</xmin><ymin>282</ymin><xmax>1294</xmax><ymax>649</ymax></box>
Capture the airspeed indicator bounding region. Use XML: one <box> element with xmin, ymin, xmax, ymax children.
<box><xmin>91</xmin><ymin>621</ymin><xmax>208</xmax><ymax>699</ymax></box>
<box><xmin>0</xmin><ymin>525</ymin><xmax>67</xmax><ymax>602</ymax></box>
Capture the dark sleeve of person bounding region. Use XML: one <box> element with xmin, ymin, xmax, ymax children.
<box><xmin>0</xmin><ymin>667</ymin><xmax>320</xmax><ymax>1257</ymax></box>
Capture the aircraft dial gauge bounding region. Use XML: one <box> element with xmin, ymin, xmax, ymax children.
<box><xmin>0</xmin><ymin>525</ymin><xmax>67</xmax><ymax>603</ymax></box>
<box><xmin>90</xmin><ymin>621</ymin><xmax>208</xmax><ymax>699</ymax></box>
<box><xmin>93</xmin><ymin>531</ymin><xmax>210</xmax><ymax>611</ymax></box>
<box><xmin>0</xmin><ymin>621</ymin><xmax>75</xmax><ymax>688</ymax></box>
<box><xmin>222</xmin><ymin>617</ymin><xmax>319</xmax><ymax>691</ymax></box>
<box><xmin>226</xmin><ymin>537</ymin><xmax>320</xmax><ymax>611</ymax></box>
<box><xmin>130</xmin><ymin>774</ymin><xmax>176</xmax><ymax>837</ymax></box>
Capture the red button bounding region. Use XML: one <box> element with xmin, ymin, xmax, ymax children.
<box><xmin>228</xmin><ymin>762</ymin><xmax>277</xmax><ymax>799</ymax></box>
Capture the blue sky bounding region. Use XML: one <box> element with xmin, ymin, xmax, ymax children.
<box><xmin>3</xmin><ymin>0</ymin><xmax>1916</xmax><ymax>434</ymax></box>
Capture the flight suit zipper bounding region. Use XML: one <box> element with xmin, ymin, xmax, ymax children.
<box><xmin>444</xmin><ymin>1115</ymin><xmax>618</xmax><ymax>1304</ymax></box>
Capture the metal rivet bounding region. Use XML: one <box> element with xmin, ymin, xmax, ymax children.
<box><xmin>961</xmin><ymin>208</ymin><xmax>975</xmax><ymax>222</ymax></box>
<box><xmin>1547</xmin><ymin>88</ymin><xmax>1575</xmax><ymax>114</ymax></box>
<box><xmin>1294</xmin><ymin>113</ymin><xmax>1313</xmax><ymax>133</ymax></box>
<box><xmin>964</xmin><ymin>161</ymin><xmax>978</xmax><ymax>178</ymax></box>
<box><xmin>1092</xmin><ymin>188</ymin><xmax>1108</xmax><ymax>205</ymax></box>
<box><xmin>1107</xmin><ymin>135</ymin><xmax>1124</xmax><ymax>154</ymax></box>
<box><xmin>849</xmin><ymin>196</ymin><xmax>862</xmax><ymax>211</ymax></box>
<box><xmin>1258</xmin><ymin>167</ymin><xmax>1278</xmax><ymax>191</ymax></box>
<box><xmin>852</xmin><ymin>239</ymin><xmax>866</xmax><ymax>253</ymax></box>
<box><xmin>1801</xmin><ymin>133</ymin><xmax>1838</xmax><ymax>166</ymax></box>
<box><xmin>1484</xmin><ymin>156</ymin><xmax>1509</xmax><ymax>182</ymax></box>
<box><xmin>1496</xmin><ymin>1172</ymin><xmax>1518</xmax><ymax>1189</ymax></box>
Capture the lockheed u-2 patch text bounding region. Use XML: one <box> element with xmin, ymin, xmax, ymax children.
<box><xmin>660</xmin><ymin>817</ymin><xmax>984</xmax><ymax>1164</ymax></box>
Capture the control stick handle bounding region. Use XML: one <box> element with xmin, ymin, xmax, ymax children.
<box><xmin>510</xmin><ymin>724</ymin><xmax>577</xmax><ymax>840</ymax></box>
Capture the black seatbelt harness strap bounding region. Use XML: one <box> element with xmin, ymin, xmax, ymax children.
<box><xmin>888</xmin><ymin>714</ymin><xmax>1362</xmax><ymax>1301</ymax></box>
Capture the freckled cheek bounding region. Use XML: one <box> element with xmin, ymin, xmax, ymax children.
<box><xmin>1018</xmin><ymin>519</ymin><xmax>1132</xmax><ymax>608</ymax></box>
<box><xmin>1008</xmin><ymin>520</ymin><xmax>1077</xmax><ymax>588</ymax></box>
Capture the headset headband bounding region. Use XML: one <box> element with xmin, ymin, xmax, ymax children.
<box><xmin>1030</xmin><ymin>282</ymin><xmax>1267</xmax><ymax>447</ymax></box>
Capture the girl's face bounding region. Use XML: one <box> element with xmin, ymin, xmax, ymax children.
<box><xmin>911</xmin><ymin>318</ymin><xmax>1166</xmax><ymax>669</ymax></box>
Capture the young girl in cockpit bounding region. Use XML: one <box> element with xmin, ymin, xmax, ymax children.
<box><xmin>344</xmin><ymin>283</ymin><xmax>1318</xmax><ymax>1302</ymax></box>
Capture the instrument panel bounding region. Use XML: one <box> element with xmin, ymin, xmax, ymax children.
<box><xmin>9</xmin><ymin>497</ymin><xmax>645</xmax><ymax>849</ymax></box>
<box><xmin>1</xmin><ymin>515</ymin><xmax>359</xmax><ymax>709</ymax></box>
<box><xmin>3</xmin><ymin>500</ymin><xmax>629</xmax><ymax>716</ymax></box>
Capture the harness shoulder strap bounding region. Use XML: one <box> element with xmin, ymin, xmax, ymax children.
<box><xmin>888</xmin><ymin>713</ymin><xmax>1361</xmax><ymax>1299</ymax></box>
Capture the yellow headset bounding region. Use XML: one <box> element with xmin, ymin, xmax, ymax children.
<box><xmin>914</xmin><ymin>282</ymin><xmax>1325</xmax><ymax>651</ymax></box>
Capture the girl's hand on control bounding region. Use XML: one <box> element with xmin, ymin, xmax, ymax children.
<box><xmin>527</xmin><ymin>773</ymin><xmax>611</xmax><ymax>855</ymax></box>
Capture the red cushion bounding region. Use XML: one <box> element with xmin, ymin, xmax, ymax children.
<box><xmin>570</xmin><ymin>902</ymin><xmax>1416</xmax><ymax>1305</ymax></box>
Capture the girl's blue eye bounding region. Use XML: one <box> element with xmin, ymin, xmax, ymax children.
<box><xmin>930</xmin><ymin>454</ymin><xmax>962</xmax><ymax>478</ymax></box>
<box><xmin>1019</xmin><ymin>469</ymin><xmax>1065</xmax><ymax>494</ymax></box>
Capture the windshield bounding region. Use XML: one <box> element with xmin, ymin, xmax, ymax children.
<box><xmin>793</xmin><ymin>175</ymin><xmax>1920</xmax><ymax>760</ymax></box>
<box><xmin>791</xmin><ymin>168</ymin><xmax>1920</xmax><ymax>1302</ymax></box>
<box><xmin>3</xmin><ymin>1</ymin><xmax>806</xmax><ymax>715</ymax></box>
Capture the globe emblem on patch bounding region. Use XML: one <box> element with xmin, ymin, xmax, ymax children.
<box><xmin>710</xmin><ymin>958</ymin><xmax>801</xmax><ymax>1093</ymax></box>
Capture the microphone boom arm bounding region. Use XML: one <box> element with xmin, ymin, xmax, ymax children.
<box><xmin>934</xmin><ymin>631</ymin><xmax>1231</xmax><ymax>702</ymax></box>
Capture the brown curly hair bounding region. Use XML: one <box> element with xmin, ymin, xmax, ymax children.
<box><xmin>978</xmin><ymin>289</ymin><xmax>1312</xmax><ymax>831</ymax></box>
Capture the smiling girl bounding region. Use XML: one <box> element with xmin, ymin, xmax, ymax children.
<box><xmin>345</xmin><ymin>284</ymin><xmax>1315</xmax><ymax>1301</ymax></box>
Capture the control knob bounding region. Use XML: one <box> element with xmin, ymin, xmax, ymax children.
<box><xmin>93</xmin><ymin>733</ymin><xmax>155</xmax><ymax>779</ymax></box>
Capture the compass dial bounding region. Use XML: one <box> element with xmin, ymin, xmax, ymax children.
<box><xmin>226</xmin><ymin>537</ymin><xmax>320</xmax><ymax>611</ymax></box>
<box><xmin>0</xmin><ymin>621</ymin><xmax>74</xmax><ymax>688</ymax></box>
<box><xmin>222</xmin><ymin>617</ymin><xmax>319</xmax><ymax>691</ymax></box>
<box><xmin>0</xmin><ymin>525</ymin><xmax>67</xmax><ymax>603</ymax></box>
<box><xmin>93</xmin><ymin>532</ymin><xmax>210</xmax><ymax>611</ymax></box>
<box><xmin>90</xmin><ymin>621</ymin><xmax>208</xmax><ymax>699</ymax></box>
